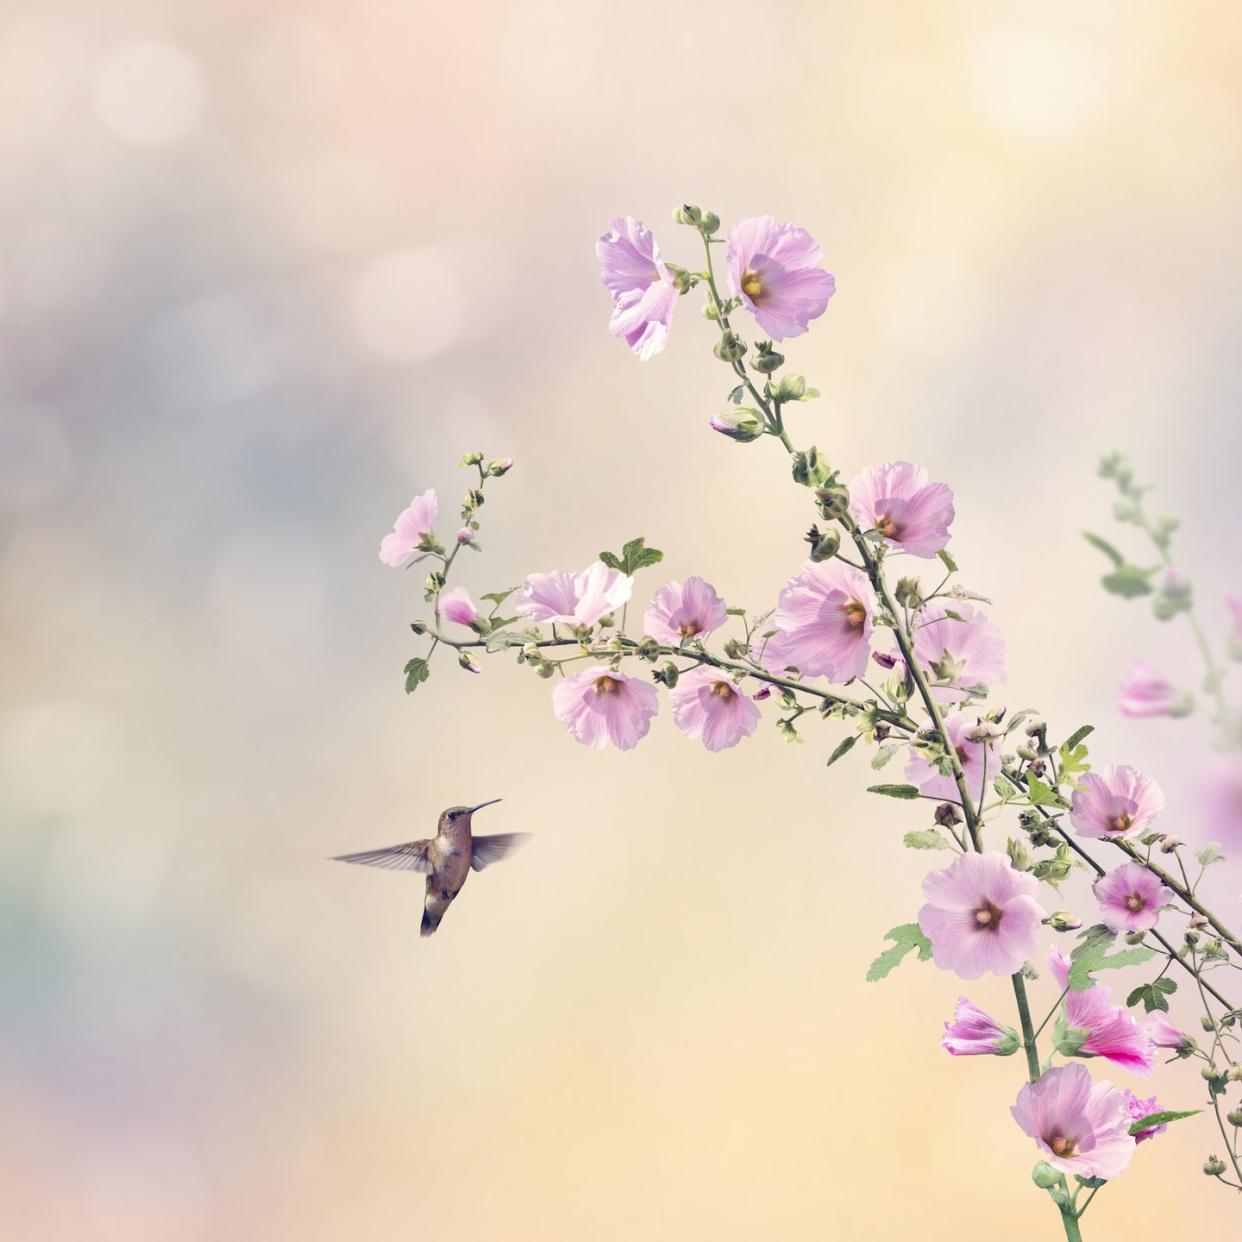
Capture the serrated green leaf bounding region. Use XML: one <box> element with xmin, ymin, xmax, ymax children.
<box><xmin>866</xmin><ymin>923</ymin><xmax>933</xmax><ymax>981</ymax></box>
<box><xmin>403</xmin><ymin>657</ymin><xmax>430</xmax><ymax>693</ymax></box>
<box><xmin>867</xmin><ymin>783</ymin><xmax>922</xmax><ymax>800</ymax></box>
<box><xmin>1069</xmin><ymin>924</ymin><xmax>1157</xmax><ymax>990</ymax></box>
<box><xmin>1026</xmin><ymin>774</ymin><xmax>1065</xmax><ymax>808</ymax></box>
<box><xmin>1126</xmin><ymin>977</ymin><xmax>1177</xmax><ymax>1012</ymax></box>
<box><xmin>1064</xmin><ymin>724</ymin><xmax>1094</xmax><ymax>750</ymax></box>
<box><xmin>1101</xmin><ymin>564</ymin><xmax>1156</xmax><ymax>598</ymax></box>
<box><xmin>902</xmin><ymin>830</ymin><xmax>954</xmax><ymax>852</ymax></box>
<box><xmin>937</xmin><ymin>549</ymin><xmax>958</xmax><ymax>573</ymax></box>
<box><xmin>1128</xmin><ymin>1109</ymin><xmax>1200</xmax><ymax>1135</ymax></box>
<box><xmin>1083</xmin><ymin>531</ymin><xmax>1125</xmax><ymax>567</ymax></box>
<box><xmin>598</xmin><ymin>551</ymin><xmax>624</xmax><ymax>571</ymax></box>
<box><xmin>870</xmin><ymin>743</ymin><xmax>900</xmax><ymax>770</ymax></box>
<box><xmin>728</xmin><ymin>384</ymin><xmax>745</xmax><ymax>405</ymax></box>
<box><xmin>480</xmin><ymin>587</ymin><xmax>519</xmax><ymax>607</ymax></box>
<box><xmin>725</xmin><ymin>607</ymin><xmax>747</xmax><ymax>617</ymax></box>
<box><xmin>825</xmin><ymin>735</ymin><xmax>857</xmax><ymax>768</ymax></box>
<box><xmin>1197</xmin><ymin>842</ymin><xmax>1225</xmax><ymax>868</ymax></box>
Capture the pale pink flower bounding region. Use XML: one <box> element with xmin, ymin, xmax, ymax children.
<box><xmin>644</xmin><ymin>577</ymin><xmax>728</xmax><ymax>645</ymax></box>
<box><xmin>847</xmin><ymin>461</ymin><xmax>955</xmax><ymax>559</ymax></box>
<box><xmin>456</xmin><ymin>527</ymin><xmax>474</xmax><ymax>544</ymax></box>
<box><xmin>904</xmin><ymin>712</ymin><xmax>998</xmax><ymax>806</ymax></box>
<box><xmin>1069</xmin><ymin>765</ymin><xmax>1166</xmax><ymax>840</ymax></box>
<box><xmin>516</xmin><ymin>561</ymin><xmax>633</xmax><ymax>629</ymax></box>
<box><xmin>1049</xmin><ymin>950</ymin><xmax>1155</xmax><ymax>1075</ymax></box>
<box><xmin>773</xmin><ymin>560</ymin><xmax>875</xmax><ymax>682</ymax></box>
<box><xmin>724</xmin><ymin>215</ymin><xmax>835</xmax><ymax>340</ymax></box>
<box><xmin>670</xmin><ymin>668</ymin><xmax>760</xmax><ymax>752</ymax></box>
<box><xmin>1117</xmin><ymin>660</ymin><xmax>1191</xmax><ymax>718</ymax></box>
<box><xmin>379</xmin><ymin>489</ymin><xmax>438</xmax><ymax>566</ymax></box>
<box><xmin>1227</xmin><ymin>591</ymin><xmax>1242</xmax><ymax>643</ymax></box>
<box><xmin>900</xmin><ymin>602</ymin><xmax>1006</xmax><ymax>699</ymax></box>
<box><xmin>1198</xmin><ymin>757</ymin><xmax>1242</xmax><ymax>847</ymax></box>
<box><xmin>1011</xmin><ymin>1063</ymin><xmax>1136</xmax><ymax>1181</ymax></box>
<box><xmin>1143</xmin><ymin>1011</ymin><xmax>1192</xmax><ymax>1053</ymax></box>
<box><xmin>918</xmin><ymin>851</ymin><xmax>1045</xmax><ymax>979</ymax></box>
<box><xmin>439</xmin><ymin>586</ymin><xmax>480</xmax><ymax>629</ymax></box>
<box><xmin>749</xmin><ymin>628</ymin><xmax>796</xmax><ymax>676</ymax></box>
<box><xmin>596</xmin><ymin>217</ymin><xmax>679</xmax><ymax>361</ymax></box>
<box><xmin>551</xmin><ymin>667</ymin><xmax>659</xmax><ymax>751</ymax></box>
<box><xmin>1093</xmin><ymin>863</ymin><xmax>1173</xmax><ymax>934</ymax></box>
<box><xmin>1124</xmin><ymin>1091</ymin><xmax>1167</xmax><ymax>1143</ymax></box>
<box><xmin>941</xmin><ymin>997</ymin><xmax>1020</xmax><ymax>1056</ymax></box>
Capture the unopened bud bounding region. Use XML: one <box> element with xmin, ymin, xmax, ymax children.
<box><xmin>1229</xmin><ymin>1066</ymin><xmax>1242</xmax><ymax>1082</ymax></box>
<box><xmin>410</xmin><ymin>620</ymin><xmax>428</xmax><ymax>635</ymax></box>
<box><xmin>1201</xmin><ymin>1016</ymin><xmax>1217</xmax><ymax>1032</ymax></box>
<box><xmin>1228</xmin><ymin>1109</ymin><xmax>1242</xmax><ymax>1127</ymax></box>
<box><xmin>1159</xmin><ymin>834</ymin><xmax>1181</xmax><ymax>853</ymax></box>
<box><xmin>1186</xmin><ymin>931</ymin><xmax>1201</xmax><ymax>947</ymax></box>
<box><xmin>805</xmin><ymin>525</ymin><xmax>841</xmax><ymax>563</ymax></box>
<box><xmin>934</xmin><ymin>803</ymin><xmax>962</xmax><ymax>828</ymax></box>
<box><xmin>536</xmin><ymin>660</ymin><xmax>555</xmax><ymax>679</ymax></box>
<box><xmin>699</xmin><ymin>211</ymin><xmax>720</xmax><ymax>235</ymax></box>
<box><xmin>1049</xmin><ymin>1186</ymin><xmax>1072</xmax><ymax>1210</ymax></box>
<box><xmin>722</xmin><ymin>638</ymin><xmax>748</xmax><ymax>659</ymax></box>
<box><xmin>1201</xmin><ymin>1064</ymin><xmax>1219</xmax><ymax>1081</ymax></box>
<box><xmin>1031</xmin><ymin>1161</ymin><xmax>1062</xmax><ymax>1190</ymax></box>
<box><xmin>597</xmin><ymin>612</ymin><xmax>616</xmax><ymax>630</ymax></box>
<box><xmin>1023</xmin><ymin>718</ymin><xmax>1046</xmax><ymax>737</ymax></box>
<box><xmin>460</xmin><ymin>450</ymin><xmax>484</xmax><ymax>466</ymax></box>
<box><xmin>751</xmin><ymin>340</ymin><xmax>784</xmax><ymax>373</ymax></box>
<box><xmin>1124</xmin><ymin>931</ymin><xmax>1147</xmax><ymax>946</ymax></box>
<box><xmin>673</xmin><ymin>203</ymin><xmax>702</xmax><ymax>225</ymax></box>
<box><xmin>637</xmin><ymin>637</ymin><xmax>660</xmax><ymax>662</ymax></box>
<box><xmin>1205</xmin><ymin>1157</ymin><xmax>1228</xmax><ymax>1176</ymax></box>
<box><xmin>656</xmin><ymin>662</ymin><xmax>679</xmax><ymax>688</ymax></box>
<box><xmin>1047</xmin><ymin>911</ymin><xmax>1083</xmax><ymax>933</ymax></box>
<box><xmin>1007</xmin><ymin>838</ymin><xmax>1032</xmax><ymax>871</ymax></box>
<box><xmin>709</xmin><ymin>408</ymin><xmax>765</xmax><ymax>443</ymax></box>
<box><xmin>457</xmin><ymin>651</ymin><xmax>480</xmax><ymax>674</ymax></box>
<box><xmin>1189</xmin><ymin>913</ymin><xmax>1210</xmax><ymax>930</ymax></box>
<box><xmin>894</xmin><ymin>577</ymin><xmax>923</xmax><ymax>608</ymax></box>
<box><xmin>486</xmin><ymin>457</ymin><xmax>513</xmax><ymax>477</ymax></box>
<box><xmin>714</xmin><ymin>331</ymin><xmax>747</xmax><ymax>362</ymax></box>
<box><xmin>814</xmin><ymin>484</ymin><xmax>850</xmax><ymax>521</ymax></box>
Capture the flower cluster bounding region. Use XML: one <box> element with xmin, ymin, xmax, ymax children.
<box><xmin>381</xmin><ymin>205</ymin><xmax>1242</xmax><ymax>1235</ymax></box>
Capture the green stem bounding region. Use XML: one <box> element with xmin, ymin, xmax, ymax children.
<box><xmin>1059</xmin><ymin>1205</ymin><xmax>1083</xmax><ymax>1242</ymax></box>
<box><xmin>1011</xmin><ymin>972</ymin><xmax>1042</xmax><ymax>1083</ymax></box>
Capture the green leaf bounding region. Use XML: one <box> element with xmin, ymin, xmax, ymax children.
<box><xmin>825</xmin><ymin>735</ymin><xmax>857</xmax><ymax>768</ymax></box>
<box><xmin>870</xmin><ymin>743</ymin><xmax>900</xmax><ymax>770</ymax></box>
<box><xmin>777</xmin><ymin>374</ymin><xmax>806</xmax><ymax>401</ymax></box>
<box><xmin>1128</xmin><ymin>1109</ymin><xmax>1200</xmax><ymax>1135</ymax></box>
<box><xmin>1126</xmin><ymin>977</ymin><xmax>1177</xmax><ymax>1013</ymax></box>
<box><xmin>598</xmin><ymin>551</ymin><xmax>624</xmax><ymax>571</ymax></box>
<box><xmin>1083</xmin><ymin>531</ymin><xmax>1125</xmax><ymax>567</ymax></box>
<box><xmin>725</xmin><ymin>607</ymin><xmax>747</xmax><ymax>617</ymax></box>
<box><xmin>1101</xmin><ymin>564</ymin><xmax>1156</xmax><ymax>598</ymax></box>
<box><xmin>403</xmin><ymin>657</ymin><xmax>430</xmax><ymax>694</ymax></box>
<box><xmin>937</xmin><ymin>549</ymin><xmax>958</xmax><ymax>573</ymax></box>
<box><xmin>479</xmin><ymin>587</ymin><xmax>519</xmax><ymax>607</ymax></box>
<box><xmin>1057</xmin><ymin>741</ymin><xmax>1092</xmax><ymax>787</ymax></box>
<box><xmin>866</xmin><ymin>923</ymin><xmax>933</xmax><ymax>982</ymax></box>
<box><xmin>1197</xmin><ymin>842</ymin><xmax>1225</xmax><ymax>868</ymax></box>
<box><xmin>1064</xmin><ymin>724</ymin><xmax>1094</xmax><ymax>751</ymax></box>
<box><xmin>727</xmin><ymin>384</ymin><xmax>745</xmax><ymax>405</ymax></box>
<box><xmin>1068</xmin><ymin>924</ymin><xmax>1158</xmax><ymax>990</ymax></box>
<box><xmin>599</xmin><ymin>538</ymin><xmax>665</xmax><ymax>576</ymax></box>
<box><xmin>902</xmin><ymin>830</ymin><xmax>954</xmax><ymax>852</ymax></box>
<box><xmin>866</xmin><ymin>783</ymin><xmax>922</xmax><ymax>800</ymax></box>
<box><xmin>1026</xmin><ymin>774</ymin><xmax>1065</xmax><ymax>808</ymax></box>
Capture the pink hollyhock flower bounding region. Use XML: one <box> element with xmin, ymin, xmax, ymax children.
<box><xmin>1049</xmin><ymin>950</ymin><xmax>1155</xmax><ymax>1075</ymax></box>
<box><xmin>1144</xmin><ymin>1011</ymin><xmax>1192</xmax><ymax>1053</ymax></box>
<box><xmin>1069</xmin><ymin>765</ymin><xmax>1166</xmax><ymax>840</ymax></box>
<box><xmin>1011</xmin><ymin>1063</ymin><xmax>1136</xmax><ymax>1181</ymax></box>
<box><xmin>516</xmin><ymin>561</ymin><xmax>633</xmax><ymax>629</ymax></box>
<box><xmin>918</xmin><ymin>851</ymin><xmax>1045</xmax><ymax>979</ymax></box>
<box><xmin>899</xmin><ymin>602</ymin><xmax>1006</xmax><ymax>699</ymax></box>
<box><xmin>596</xmin><ymin>217</ymin><xmax>679</xmax><ymax>361</ymax></box>
<box><xmin>904</xmin><ymin>712</ymin><xmax>998</xmax><ymax>806</ymax></box>
<box><xmin>551</xmin><ymin>666</ymin><xmax>659</xmax><ymax>751</ymax></box>
<box><xmin>1093</xmin><ymin>863</ymin><xmax>1173</xmax><ymax>934</ymax></box>
<box><xmin>1117</xmin><ymin>660</ymin><xmax>1191</xmax><ymax>718</ymax></box>
<box><xmin>941</xmin><ymin>997</ymin><xmax>1020</xmax><ymax>1056</ymax></box>
<box><xmin>847</xmin><ymin>461</ymin><xmax>955</xmax><ymax>559</ymax></box>
<box><xmin>439</xmin><ymin>586</ymin><xmax>480</xmax><ymax>629</ymax></box>
<box><xmin>456</xmin><ymin>527</ymin><xmax>474</xmax><ymax>544</ymax></box>
<box><xmin>749</xmin><ymin>628</ymin><xmax>796</xmax><ymax>676</ymax></box>
<box><xmin>773</xmin><ymin>560</ymin><xmax>876</xmax><ymax>682</ymax></box>
<box><xmin>1198</xmin><ymin>757</ymin><xmax>1242</xmax><ymax>847</ymax></box>
<box><xmin>644</xmin><ymin>577</ymin><xmax>728</xmax><ymax>645</ymax></box>
<box><xmin>379</xmin><ymin>489</ymin><xmax>438</xmax><ymax>566</ymax></box>
<box><xmin>1124</xmin><ymin>1091</ymin><xmax>1167</xmax><ymax>1143</ymax></box>
<box><xmin>724</xmin><ymin>216</ymin><xmax>835</xmax><ymax>340</ymax></box>
<box><xmin>670</xmin><ymin>668</ymin><xmax>761</xmax><ymax>752</ymax></box>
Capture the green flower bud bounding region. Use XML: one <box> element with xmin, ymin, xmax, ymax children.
<box><xmin>673</xmin><ymin>203</ymin><xmax>702</xmax><ymax>225</ymax></box>
<box><xmin>1204</xmin><ymin>1156</ymin><xmax>1228</xmax><ymax>1176</ymax></box>
<box><xmin>1053</xmin><ymin>1018</ymin><xmax>1090</xmax><ymax>1058</ymax></box>
<box><xmin>460</xmin><ymin>450</ymin><xmax>484</xmax><ymax>466</ymax></box>
<box><xmin>894</xmin><ymin>577</ymin><xmax>923</xmax><ymax>608</ymax></box>
<box><xmin>637</xmin><ymin>637</ymin><xmax>660</xmax><ymax>662</ymax></box>
<box><xmin>536</xmin><ymin>660</ymin><xmax>555</xmax><ymax>679</ymax></box>
<box><xmin>487</xmin><ymin>457</ymin><xmax>513</xmax><ymax>477</ymax></box>
<box><xmin>934</xmin><ymin>802</ymin><xmax>962</xmax><ymax>828</ymax></box>
<box><xmin>751</xmin><ymin>340</ymin><xmax>784</xmax><ymax>374</ymax></box>
<box><xmin>1049</xmin><ymin>1186</ymin><xmax>1072</xmax><ymax>1210</ymax></box>
<box><xmin>814</xmin><ymin>484</ymin><xmax>850</xmax><ymax>521</ymax></box>
<box><xmin>1228</xmin><ymin>1065</ymin><xmax>1242</xmax><ymax>1082</ymax></box>
<box><xmin>1227</xmin><ymin>1109</ymin><xmax>1242</xmax><ymax>1127</ymax></box>
<box><xmin>1201</xmin><ymin>1064</ymin><xmax>1220</xmax><ymax>1081</ymax></box>
<box><xmin>1123</xmin><ymin>931</ymin><xmax>1147</xmax><ymax>946</ymax></box>
<box><xmin>805</xmin><ymin>524</ymin><xmax>841</xmax><ymax>563</ymax></box>
<box><xmin>714</xmin><ymin>331</ymin><xmax>747</xmax><ymax>362</ymax></box>
<box><xmin>1046</xmin><ymin>911</ymin><xmax>1082</xmax><ymax>933</ymax></box>
<box><xmin>792</xmin><ymin>447</ymin><xmax>832</xmax><ymax>489</ymax></box>
<box><xmin>699</xmin><ymin>211</ymin><xmax>720</xmax><ymax>235</ymax></box>
<box><xmin>1201</xmin><ymin>1016</ymin><xmax>1217</xmax><ymax>1032</ymax></box>
<box><xmin>1007</xmin><ymin>838</ymin><xmax>1032</xmax><ymax>872</ymax></box>
<box><xmin>657</xmin><ymin>662</ymin><xmax>680</xmax><ymax>688</ymax></box>
<box><xmin>410</xmin><ymin>620</ymin><xmax>429</xmax><ymax>635</ymax></box>
<box><xmin>1031</xmin><ymin>1162</ymin><xmax>1063</xmax><ymax>1190</ymax></box>
<box><xmin>709</xmin><ymin>408</ymin><xmax>765</xmax><ymax>443</ymax></box>
<box><xmin>722</xmin><ymin>638</ymin><xmax>748</xmax><ymax>659</ymax></box>
<box><xmin>457</xmin><ymin>651</ymin><xmax>479</xmax><ymax>674</ymax></box>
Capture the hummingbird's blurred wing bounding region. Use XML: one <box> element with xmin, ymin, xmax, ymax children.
<box><xmin>331</xmin><ymin>840</ymin><xmax>433</xmax><ymax>873</ymax></box>
<box><xmin>470</xmin><ymin>832</ymin><xmax>533</xmax><ymax>871</ymax></box>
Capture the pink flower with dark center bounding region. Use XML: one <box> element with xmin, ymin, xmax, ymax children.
<box><xmin>904</xmin><ymin>712</ymin><xmax>998</xmax><ymax>806</ymax></box>
<box><xmin>551</xmin><ymin>667</ymin><xmax>659</xmax><ymax>751</ymax></box>
<box><xmin>516</xmin><ymin>561</ymin><xmax>633</xmax><ymax>629</ymax></box>
<box><xmin>1124</xmin><ymin>1091</ymin><xmax>1167</xmax><ymax>1143</ymax></box>
<box><xmin>1117</xmin><ymin>660</ymin><xmax>1192</xmax><ymax>718</ymax></box>
<box><xmin>670</xmin><ymin>668</ymin><xmax>761</xmax><ymax>752</ymax></box>
<box><xmin>773</xmin><ymin>560</ymin><xmax>875</xmax><ymax>682</ymax></box>
<box><xmin>644</xmin><ymin>577</ymin><xmax>728</xmax><ymax>645</ymax></box>
<box><xmin>1049</xmin><ymin>950</ymin><xmax>1156</xmax><ymax>1075</ymax></box>
<box><xmin>918</xmin><ymin>851</ymin><xmax>1045</xmax><ymax>979</ymax></box>
<box><xmin>724</xmin><ymin>216</ymin><xmax>835</xmax><ymax>340</ymax></box>
<box><xmin>941</xmin><ymin>997</ymin><xmax>1020</xmax><ymax>1056</ymax></box>
<box><xmin>1093</xmin><ymin>863</ymin><xmax>1173</xmax><ymax>934</ymax></box>
<box><xmin>1198</xmin><ymin>757</ymin><xmax>1242</xmax><ymax>847</ymax></box>
<box><xmin>596</xmin><ymin>217</ymin><xmax>679</xmax><ymax>361</ymax></box>
<box><xmin>379</xmin><ymin>489</ymin><xmax>438</xmax><ymax>566</ymax></box>
<box><xmin>1069</xmin><ymin>765</ymin><xmax>1166</xmax><ymax>840</ymax></box>
<box><xmin>1144</xmin><ymin>1011</ymin><xmax>1192</xmax><ymax>1053</ymax></box>
<box><xmin>1011</xmin><ymin>1063</ymin><xmax>1136</xmax><ymax>1181</ymax></box>
<box><xmin>439</xmin><ymin>586</ymin><xmax>480</xmax><ymax>629</ymax></box>
<box><xmin>847</xmin><ymin>462</ymin><xmax>956</xmax><ymax>559</ymax></box>
<box><xmin>899</xmin><ymin>602</ymin><xmax>1006</xmax><ymax>699</ymax></box>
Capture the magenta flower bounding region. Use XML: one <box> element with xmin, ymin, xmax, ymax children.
<box><xmin>1011</xmin><ymin>1063</ymin><xmax>1136</xmax><ymax>1181</ymax></box>
<box><xmin>379</xmin><ymin>489</ymin><xmax>438</xmax><ymax>566</ymax></box>
<box><xmin>904</xmin><ymin>712</ymin><xmax>998</xmax><ymax>806</ymax></box>
<box><xmin>1049</xmin><ymin>950</ymin><xmax>1156</xmax><ymax>1075</ymax></box>
<box><xmin>1093</xmin><ymin>863</ymin><xmax>1173</xmax><ymax>934</ymax></box>
<box><xmin>1144</xmin><ymin>1011</ymin><xmax>1192</xmax><ymax>1053</ymax></box>
<box><xmin>644</xmin><ymin>577</ymin><xmax>728</xmax><ymax>645</ymax></box>
<box><xmin>551</xmin><ymin>666</ymin><xmax>659</xmax><ymax>751</ymax></box>
<box><xmin>847</xmin><ymin>462</ymin><xmax>955</xmax><ymax>559</ymax></box>
<box><xmin>516</xmin><ymin>561</ymin><xmax>633</xmax><ymax>629</ymax></box>
<box><xmin>918</xmin><ymin>851</ymin><xmax>1045</xmax><ymax>979</ymax></box>
<box><xmin>1198</xmin><ymin>757</ymin><xmax>1242</xmax><ymax>847</ymax></box>
<box><xmin>1124</xmin><ymin>1091</ymin><xmax>1167</xmax><ymax>1143</ymax></box>
<box><xmin>724</xmin><ymin>216</ymin><xmax>835</xmax><ymax>340</ymax></box>
<box><xmin>670</xmin><ymin>668</ymin><xmax>761</xmax><ymax>752</ymax></box>
<box><xmin>439</xmin><ymin>586</ymin><xmax>480</xmax><ymax>629</ymax></box>
<box><xmin>773</xmin><ymin>560</ymin><xmax>875</xmax><ymax>682</ymax></box>
<box><xmin>1069</xmin><ymin>765</ymin><xmax>1166</xmax><ymax>840</ymax></box>
<box><xmin>902</xmin><ymin>602</ymin><xmax>1006</xmax><ymax>699</ymax></box>
<box><xmin>456</xmin><ymin>526</ymin><xmax>474</xmax><ymax>544</ymax></box>
<box><xmin>1117</xmin><ymin>660</ymin><xmax>1191</xmax><ymax>718</ymax></box>
<box><xmin>596</xmin><ymin>217</ymin><xmax>679</xmax><ymax>361</ymax></box>
<box><xmin>941</xmin><ymin>997</ymin><xmax>1020</xmax><ymax>1056</ymax></box>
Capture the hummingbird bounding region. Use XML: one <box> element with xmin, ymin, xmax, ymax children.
<box><xmin>332</xmin><ymin>799</ymin><xmax>530</xmax><ymax>936</ymax></box>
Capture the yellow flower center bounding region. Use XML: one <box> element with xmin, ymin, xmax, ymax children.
<box><xmin>1110</xmin><ymin>811</ymin><xmax>1134</xmax><ymax>833</ymax></box>
<box><xmin>595</xmin><ymin>675</ymin><xmax>619</xmax><ymax>694</ymax></box>
<box><xmin>741</xmin><ymin>268</ymin><xmax>763</xmax><ymax>299</ymax></box>
<box><xmin>1050</xmin><ymin>1135</ymin><xmax>1078</xmax><ymax>1159</ymax></box>
<box><xmin>974</xmin><ymin>897</ymin><xmax>1003</xmax><ymax>929</ymax></box>
<box><xmin>1125</xmin><ymin>893</ymin><xmax>1145</xmax><ymax>911</ymax></box>
<box><xmin>710</xmin><ymin>680</ymin><xmax>736</xmax><ymax>700</ymax></box>
<box><xmin>678</xmin><ymin>621</ymin><xmax>702</xmax><ymax>637</ymax></box>
<box><xmin>844</xmin><ymin>599</ymin><xmax>867</xmax><ymax>628</ymax></box>
<box><xmin>876</xmin><ymin>512</ymin><xmax>900</xmax><ymax>539</ymax></box>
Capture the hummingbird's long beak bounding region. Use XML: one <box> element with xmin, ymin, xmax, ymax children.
<box><xmin>469</xmin><ymin>798</ymin><xmax>502</xmax><ymax>813</ymax></box>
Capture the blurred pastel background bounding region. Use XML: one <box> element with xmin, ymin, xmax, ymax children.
<box><xmin>2</xmin><ymin>0</ymin><xmax>1241</xmax><ymax>1237</ymax></box>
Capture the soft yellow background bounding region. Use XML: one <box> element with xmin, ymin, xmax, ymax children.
<box><xmin>2</xmin><ymin>1</ymin><xmax>1240</xmax><ymax>1238</ymax></box>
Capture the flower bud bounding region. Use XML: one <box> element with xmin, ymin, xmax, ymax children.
<box><xmin>699</xmin><ymin>211</ymin><xmax>720</xmax><ymax>235</ymax></box>
<box><xmin>669</xmin><ymin>266</ymin><xmax>694</xmax><ymax>293</ymax></box>
<box><xmin>894</xmin><ymin>577</ymin><xmax>923</xmax><ymax>608</ymax></box>
<box><xmin>935</xmin><ymin>803</ymin><xmax>963</xmax><ymax>828</ymax></box>
<box><xmin>1205</xmin><ymin>1156</ymin><xmax>1228</xmax><ymax>1176</ymax></box>
<box><xmin>460</xmin><ymin>450</ymin><xmax>484</xmax><ymax>466</ymax></box>
<box><xmin>1201</xmin><ymin>1064</ymin><xmax>1219</xmax><ymax>1081</ymax></box>
<box><xmin>714</xmin><ymin>331</ymin><xmax>747</xmax><ymax>362</ymax></box>
<box><xmin>1124</xmin><ymin>931</ymin><xmax>1147</xmax><ymax>946</ymax></box>
<box><xmin>1046</xmin><ymin>911</ymin><xmax>1083</xmax><ymax>932</ymax></box>
<box><xmin>1023</xmin><ymin>718</ymin><xmax>1046</xmax><ymax>738</ymax></box>
<box><xmin>1202</xmin><ymin>1016</ymin><xmax>1217</xmax><ymax>1032</ymax></box>
<box><xmin>456</xmin><ymin>526</ymin><xmax>474</xmax><ymax>544</ymax></box>
<box><xmin>637</xmin><ymin>637</ymin><xmax>660</xmax><ymax>662</ymax></box>
<box><xmin>457</xmin><ymin>651</ymin><xmax>480</xmax><ymax>674</ymax></box>
<box><xmin>1229</xmin><ymin>1066</ymin><xmax>1242</xmax><ymax>1082</ymax></box>
<box><xmin>720</xmin><ymin>637</ymin><xmax>746</xmax><ymax>659</ymax></box>
<box><xmin>673</xmin><ymin>203</ymin><xmax>702</xmax><ymax>225</ymax></box>
<box><xmin>1159</xmin><ymin>834</ymin><xmax>1181</xmax><ymax>853</ymax></box>
<box><xmin>751</xmin><ymin>340</ymin><xmax>784</xmax><ymax>373</ymax></box>
<box><xmin>791</xmin><ymin>447</ymin><xmax>832</xmax><ymax>489</ymax></box>
<box><xmin>1228</xmin><ymin>1109</ymin><xmax>1242</xmax><ymax>1127</ymax></box>
<box><xmin>410</xmin><ymin>620</ymin><xmax>428</xmax><ymax>635</ymax></box>
<box><xmin>1007</xmin><ymin>838</ymin><xmax>1032</xmax><ymax>872</ymax></box>
<box><xmin>1049</xmin><ymin>1186</ymin><xmax>1072</xmax><ymax>1210</ymax></box>
<box><xmin>487</xmin><ymin>457</ymin><xmax>514</xmax><ymax>477</ymax></box>
<box><xmin>1031</xmin><ymin>1162</ymin><xmax>1063</xmax><ymax>1190</ymax></box>
<box><xmin>597</xmin><ymin>612</ymin><xmax>616</xmax><ymax>630</ymax></box>
<box><xmin>1185</xmin><ymin>930</ymin><xmax>1201</xmax><ymax>947</ymax></box>
<box><xmin>814</xmin><ymin>484</ymin><xmax>850</xmax><ymax>520</ymax></box>
<box><xmin>805</xmin><ymin>524</ymin><xmax>841</xmax><ymax>563</ymax></box>
<box><xmin>656</xmin><ymin>662</ymin><xmax>679</xmax><ymax>688</ymax></box>
<box><xmin>536</xmin><ymin>659</ymin><xmax>555</xmax><ymax>679</ymax></box>
<box><xmin>709</xmin><ymin>408</ymin><xmax>765</xmax><ymax>443</ymax></box>
<box><xmin>1189</xmin><ymin>912</ymin><xmax>1210</xmax><ymax>929</ymax></box>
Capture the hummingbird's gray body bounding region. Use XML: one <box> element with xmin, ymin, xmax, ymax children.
<box><xmin>332</xmin><ymin>800</ymin><xmax>529</xmax><ymax>936</ymax></box>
